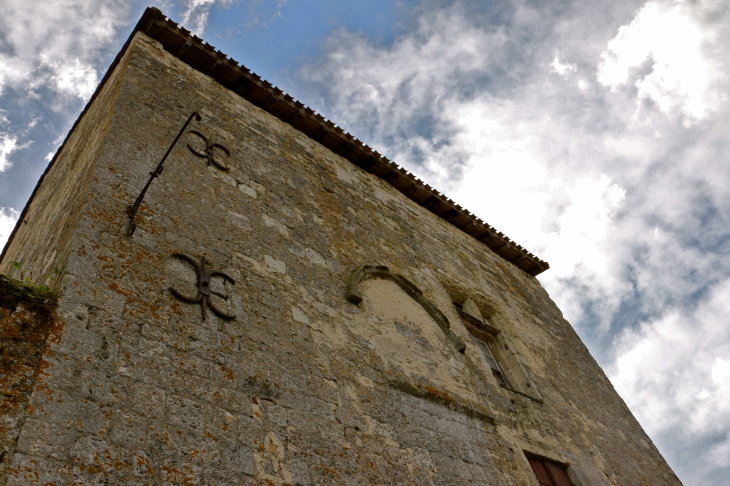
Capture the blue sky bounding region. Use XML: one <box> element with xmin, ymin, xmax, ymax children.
<box><xmin>2</xmin><ymin>1</ymin><xmax>730</xmax><ymax>484</ymax></box>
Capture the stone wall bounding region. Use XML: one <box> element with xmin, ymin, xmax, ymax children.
<box><xmin>0</xmin><ymin>276</ymin><xmax>57</xmax><ymax>484</ymax></box>
<box><xmin>0</xmin><ymin>32</ymin><xmax>681</xmax><ymax>485</ymax></box>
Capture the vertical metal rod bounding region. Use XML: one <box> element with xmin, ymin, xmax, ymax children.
<box><xmin>126</xmin><ymin>111</ymin><xmax>202</xmax><ymax>236</ymax></box>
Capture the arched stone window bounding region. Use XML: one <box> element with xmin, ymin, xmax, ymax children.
<box><xmin>346</xmin><ymin>265</ymin><xmax>465</xmax><ymax>353</ymax></box>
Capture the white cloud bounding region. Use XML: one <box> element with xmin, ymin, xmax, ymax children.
<box><xmin>44</xmin><ymin>57</ymin><xmax>98</xmax><ymax>101</ymax></box>
<box><xmin>713</xmin><ymin>357</ymin><xmax>730</xmax><ymax>386</ymax></box>
<box><xmin>0</xmin><ymin>207</ymin><xmax>19</xmax><ymax>250</ymax></box>
<box><xmin>597</xmin><ymin>1</ymin><xmax>715</xmax><ymax>123</ymax></box>
<box><xmin>0</xmin><ymin>0</ymin><xmax>132</xmax><ymax>100</ymax></box>
<box><xmin>544</xmin><ymin>175</ymin><xmax>625</xmax><ymax>277</ymax></box>
<box><xmin>0</xmin><ymin>135</ymin><xmax>18</xmax><ymax>172</ymax></box>
<box><xmin>300</xmin><ymin>5</ymin><xmax>505</xmax><ymax>186</ymax></box>
<box><xmin>180</xmin><ymin>0</ymin><xmax>218</xmax><ymax>35</ymax></box>
<box><xmin>550</xmin><ymin>51</ymin><xmax>576</xmax><ymax>76</ymax></box>
<box><xmin>611</xmin><ymin>280</ymin><xmax>730</xmax><ymax>478</ymax></box>
<box><xmin>448</xmin><ymin>103</ymin><xmax>627</xmax><ymax>325</ymax></box>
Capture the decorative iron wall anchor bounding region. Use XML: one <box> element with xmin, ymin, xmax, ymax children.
<box><xmin>187</xmin><ymin>130</ymin><xmax>231</xmax><ymax>171</ymax></box>
<box><xmin>169</xmin><ymin>253</ymin><xmax>236</xmax><ymax>321</ymax></box>
<box><xmin>127</xmin><ymin>111</ymin><xmax>202</xmax><ymax>236</ymax></box>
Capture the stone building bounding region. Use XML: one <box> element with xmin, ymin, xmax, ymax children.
<box><xmin>0</xmin><ymin>7</ymin><xmax>681</xmax><ymax>485</ymax></box>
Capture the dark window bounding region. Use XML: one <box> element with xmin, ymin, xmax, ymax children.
<box><xmin>527</xmin><ymin>457</ymin><xmax>575</xmax><ymax>486</ymax></box>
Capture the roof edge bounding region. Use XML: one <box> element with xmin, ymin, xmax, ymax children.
<box><xmin>2</xmin><ymin>7</ymin><xmax>549</xmax><ymax>277</ymax></box>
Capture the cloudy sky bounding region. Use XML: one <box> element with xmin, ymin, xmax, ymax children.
<box><xmin>1</xmin><ymin>0</ymin><xmax>728</xmax><ymax>483</ymax></box>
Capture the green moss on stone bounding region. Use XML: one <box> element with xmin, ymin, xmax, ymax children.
<box><xmin>0</xmin><ymin>274</ymin><xmax>57</xmax><ymax>316</ymax></box>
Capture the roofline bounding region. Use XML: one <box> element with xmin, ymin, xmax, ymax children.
<box><xmin>2</xmin><ymin>7</ymin><xmax>549</xmax><ymax>276</ymax></box>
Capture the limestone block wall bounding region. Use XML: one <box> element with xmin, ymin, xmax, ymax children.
<box><xmin>0</xmin><ymin>277</ymin><xmax>57</xmax><ymax>484</ymax></box>
<box><xmin>0</xmin><ymin>32</ymin><xmax>680</xmax><ymax>485</ymax></box>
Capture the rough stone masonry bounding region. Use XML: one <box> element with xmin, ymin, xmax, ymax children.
<box><xmin>0</xmin><ymin>8</ymin><xmax>681</xmax><ymax>485</ymax></box>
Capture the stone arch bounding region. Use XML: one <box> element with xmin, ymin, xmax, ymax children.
<box><xmin>346</xmin><ymin>265</ymin><xmax>465</xmax><ymax>353</ymax></box>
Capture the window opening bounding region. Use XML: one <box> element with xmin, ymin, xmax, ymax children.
<box><xmin>527</xmin><ymin>456</ymin><xmax>575</xmax><ymax>486</ymax></box>
<box><xmin>447</xmin><ymin>290</ymin><xmax>542</xmax><ymax>401</ymax></box>
<box><xmin>451</xmin><ymin>299</ymin><xmax>510</xmax><ymax>389</ymax></box>
<box><xmin>473</xmin><ymin>336</ymin><xmax>509</xmax><ymax>388</ymax></box>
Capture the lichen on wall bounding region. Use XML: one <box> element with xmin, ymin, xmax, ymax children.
<box><xmin>0</xmin><ymin>275</ymin><xmax>57</xmax><ymax>484</ymax></box>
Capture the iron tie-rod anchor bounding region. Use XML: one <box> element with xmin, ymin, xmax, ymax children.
<box><xmin>126</xmin><ymin>111</ymin><xmax>202</xmax><ymax>236</ymax></box>
<box><xmin>169</xmin><ymin>253</ymin><xmax>236</xmax><ymax>321</ymax></box>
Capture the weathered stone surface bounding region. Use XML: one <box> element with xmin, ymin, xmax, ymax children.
<box><xmin>0</xmin><ymin>18</ymin><xmax>680</xmax><ymax>486</ymax></box>
<box><xmin>0</xmin><ymin>277</ymin><xmax>57</xmax><ymax>484</ymax></box>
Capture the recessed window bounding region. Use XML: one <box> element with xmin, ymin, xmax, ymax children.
<box><xmin>473</xmin><ymin>336</ymin><xmax>509</xmax><ymax>387</ymax></box>
<box><xmin>527</xmin><ymin>456</ymin><xmax>575</xmax><ymax>486</ymax></box>
<box><xmin>449</xmin><ymin>296</ymin><xmax>542</xmax><ymax>401</ymax></box>
<box><xmin>451</xmin><ymin>298</ymin><xmax>510</xmax><ymax>388</ymax></box>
